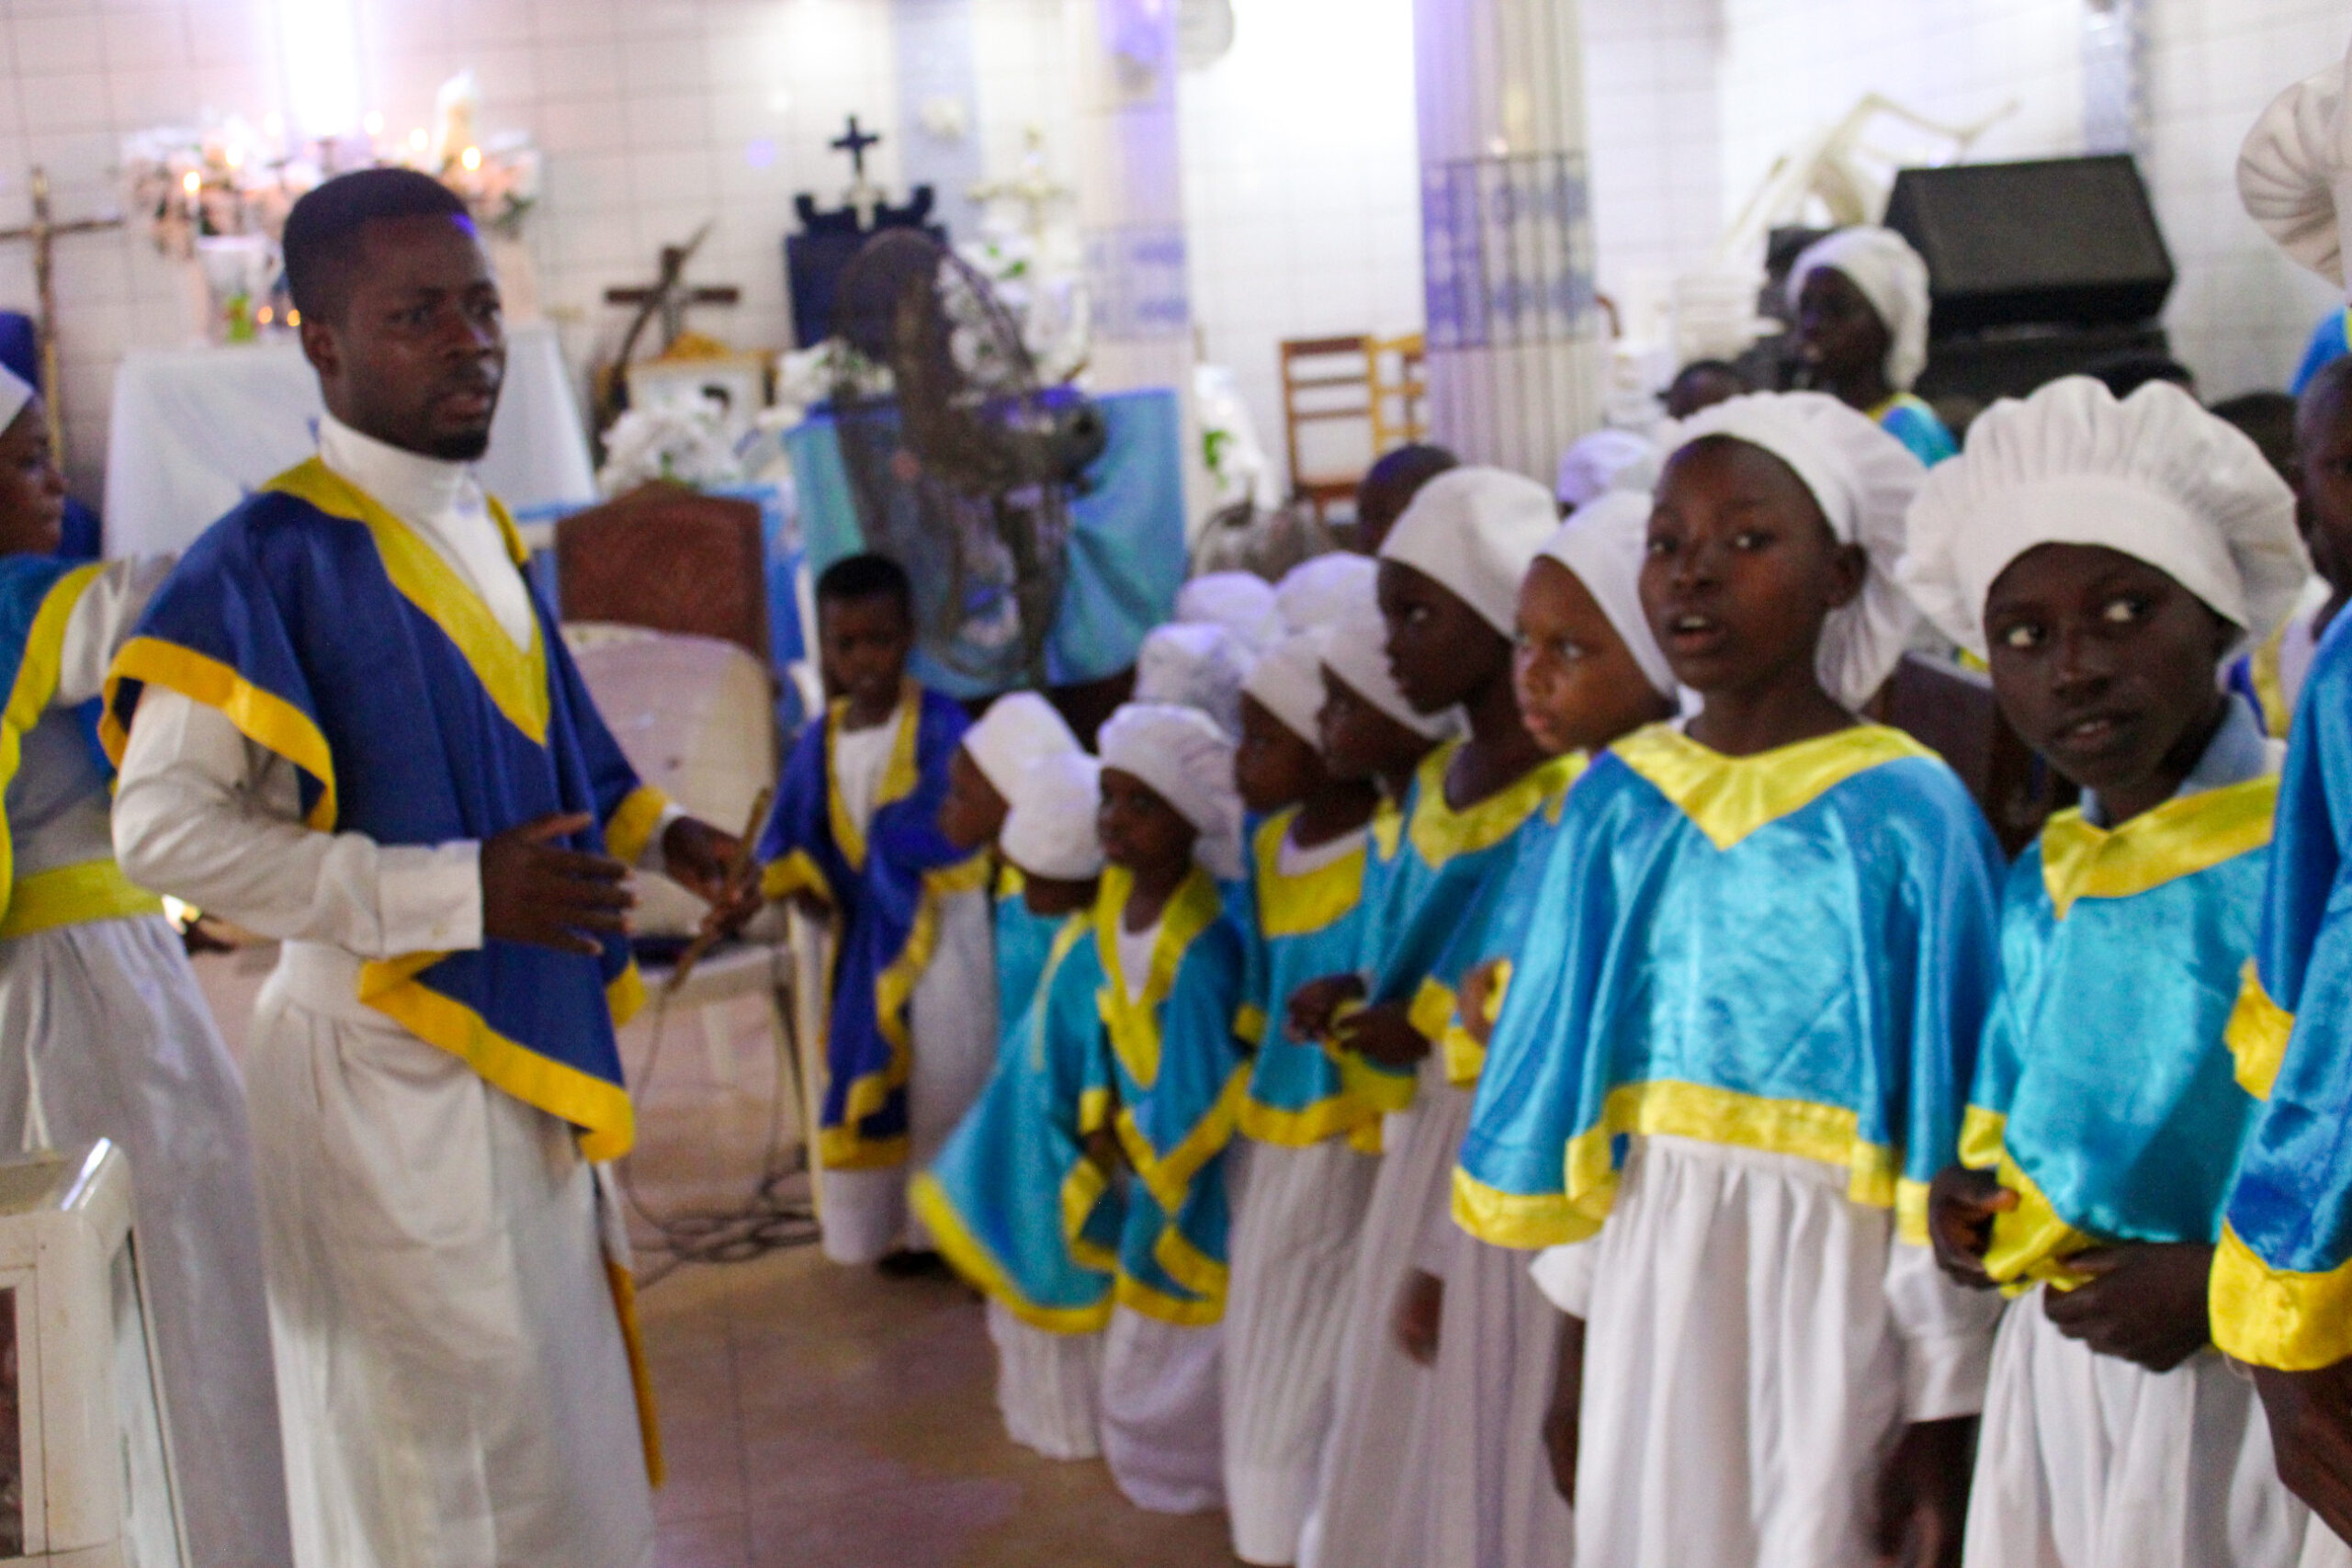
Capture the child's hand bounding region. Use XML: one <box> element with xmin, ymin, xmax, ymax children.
<box><xmin>1926</xmin><ymin>1165</ymin><xmax>2013</xmax><ymax>1290</ymax></box>
<box><xmin>2041</xmin><ymin>1243</ymin><xmax>2213</xmax><ymax>1371</ymax></box>
<box><xmin>1872</xmin><ymin>1416</ymin><xmax>1973</xmax><ymax>1568</ymax></box>
<box><xmin>1336</xmin><ymin>1002</ymin><xmax>1430</xmax><ymax>1069</ymax></box>
<box><xmin>481</xmin><ymin>813</ymin><xmax>633</xmax><ymax>956</ymax></box>
<box><xmin>660</xmin><ymin>817</ymin><xmax>744</xmax><ymax>907</ymax></box>
<box><xmin>1393</xmin><ymin>1269</ymin><xmax>1444</xmax><ymax>1365</ymax></box>
<box><xmin>1460</xmin><ymin>960</ymin><xmax>1505</xmax><ymax>1048</ymax></box>
<box><xmin>1286</xmin><ymin>974</ymin><xmax>1365</xmax><ymax>1042</ymax></box>
<box><xmin>1544</xmin><ymin>1313</ymin><xmax>1586</xmax><ymax>1504</ymax></box>
<box><xmin>2256</xmin><ymin>1359</ymin><xmax>2352</xmax><ymax>1544</ymax></box>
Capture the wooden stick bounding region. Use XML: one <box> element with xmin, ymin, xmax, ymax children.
<box><xmin>662</xmin><ymin>786</ymin><xmax>774</xmax><ymax>995</ymax></box>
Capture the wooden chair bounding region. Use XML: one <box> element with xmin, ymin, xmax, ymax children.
<box><xmin>1371</xmin><ymin>332</ymin><xmax>1428</xmax><ymax>453</ymax></box>
<box><xmin>554</xmin><ymin>482</ymin><xmax>770</xmax><ymax>663</ymax></box>
<box><xmin>1281</xmin><ymin>334</ymin><xmax>1376</xmax><ymax>524</ymax></box>
<box><xmin>1877</xmin><ymin>651</ymin><xmax>2075</xmax><ymax>856</ymax></box>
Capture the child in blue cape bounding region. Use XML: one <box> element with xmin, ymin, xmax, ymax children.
<box><xmin>936</xmin><ymin>689</ymin><xmax>1083</xmax><ymax>1034</ymax></box>
<box><xmin>1906</xmin><ymin>378</ymin><xmax>2316</xmax><ymax>1567</ymax></box>
<box><xmin>1790</xmin><ymin>226</ymin><xmax>1960</xmax><ymax>467</ymax></box>
<box><xmin>1459</xmin><ymin>392</ymin><xmax>2002</xmax><ymax>1567</ymax></box>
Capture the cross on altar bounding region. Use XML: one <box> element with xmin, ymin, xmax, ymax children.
<box><xmin>829</xmin><ymin>116</ymin><xmax>891</xmax><ymax>226</ymax></box>
<box><xmin>603</xmin><ymin>221</ymin><xmax>741</xmax><ymax>356</ymax></box>
<box><xmin>0</xmin><ymin>167</ymin><xmax>123</xmax><ymax>462</ymax></box>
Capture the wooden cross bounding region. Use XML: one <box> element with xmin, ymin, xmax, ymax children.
<box><xmin>603</xmin><ymin>221</ymin><xmax>741</xmax><ymax>357</ymax></box>
<box><xmin>0</xmin><ymin>167</ymin><xmax>123</xmax><ymax>462</ymax></box>
<box><xmin>831</xmin><ymin>117</ymin><xmax>883</xmax><ymax>180</ymax></box>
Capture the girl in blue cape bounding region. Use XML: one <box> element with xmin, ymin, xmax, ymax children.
<box><xmin>915</xmin><ymin>749</ymin><xmax>1121</xmax><ymax>1461</ymax></box>
<box><xmin>1458</xmin><ymin>391</ymin><xmax>2003</xmax><ymax>1568</ymax></box>
<box><xmin>1091</xmin><ymin>702</ymin><xmax>1251</xmax><ymax>1516</ymax></box>
<box><xmin>1905</xmin><ymin>378</ymin><xmax>2317</xmax><ymax>1568</ymax></box>
<box><xmin>1791</xmin><ymin>226</ymin><xmax>1960</xmax><ymax>468</ymax></box>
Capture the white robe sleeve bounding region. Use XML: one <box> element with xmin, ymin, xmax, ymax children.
<box><xmin>1528</xmin><ymin>1239</ymin><xmax>1598</xmax><ymax>1317</ymax></box>
<box><xmin>55</xmin><ymin>556</ymin><xmax>173</xmax><ymax>706</ymax></box>
<box><xmin>112</xmin><ymin>689</ymin><xmax>484</xmax><ymax>957</ymax></box>
<box><xmin>1883</xmin><ymin>1238</ymin><xmax>2001</xmax><ymax>1423</ymax></box>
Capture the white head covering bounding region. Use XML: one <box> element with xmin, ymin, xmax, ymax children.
<box><xmin>961</xmin><ymin>690</ymin><xmax>1081</xmax><ymax>800</ymax></box>
<box><xmin>0</xmin><ymin>366</ymin><xmax>32</xmax><ymax>434</ymax></box>
<box><xmin>1001</xmin><ymin>751</ymin><xmax>1104</xmax><ymax>882</ymax></box>
<box><xmin>1538</xmin><ymin>491</ymin><xmax>1676</xmax><ymax>698</ymax></box>
<box><xmin>1135</xmin><ymin>622</ymin><xmax>1250</xmax><ymax>738</ymax></box>
<box><xmin>1555</xmin><ymin>428</ymin><xmax>1660</xmax><ymax>510</ymax></box>
<box><xmin>1241</xmin><ymin>628</ymin><xmax>1330</xmax><ymax>747</ymax></box>
<box><xmin>1098</xmin><ymin>703</ymin><xmax>1245</xmax><ymax>880</ymax></box>
<box><xmin>1176</xmin><ymin>570</ymin><xmax>1282</xmax><ymax>654</ymax></box>
<box><xmin>2240</xmin><ymin>39</ymin><xmax>2352</xmax><ymax>297</ymax></box>
<box><xmin>1379</xmin><ymin>466</ymin><xmax>1561</xmax><ymax>635</ymax></box>
<box><xmin>1274</xmin><ymin>553</ymin><xmax>1374</xmax><ymax>633</ymax></box>
<box><xmin>1323</xmin><ymin>597</ymin><xmax>1458</xmax><ymax>740</ymax></box>
<box><xmin>1789</xmin><ymin>226</ymin><xmax>1934</xmax><ymax>393</ymax></box>
<box><xmin>1661</xmin><ymin>390</ymin><xmax>1927</xmax><ymax>709</ymax></box>
<box><xmin>1898</xmin><ymin>377</ymin><xmax>2309</xmax><ymax>658</ymax></box>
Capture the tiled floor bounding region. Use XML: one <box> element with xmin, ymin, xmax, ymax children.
<box><xmin>191</xmin><ymin>945</ymin><xmax>1239</xmax><ymax>1568</ymax></box>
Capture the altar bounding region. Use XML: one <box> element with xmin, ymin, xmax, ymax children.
<box><xmin>100</xmin><ymin>321</ymin><xmax>597</xmax><ymax>557</ymax></box>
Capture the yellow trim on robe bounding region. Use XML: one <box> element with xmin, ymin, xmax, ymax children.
<box><xmin>2212</xmin><ymin>1224</ymin><xmax>2352</xmax><ymax>1371</ymax></box>
<box><xmin>1114</xmin><ymin>1270</ymin><xmax>1227</xmax><ymax>1327</ymax></box>
<box><xmin>0</xmin><ymin>565</ymin><xmax>105</xmax><ymax>927</ymax></box>
<box><xmin>1982</xmin><ymin>1149</ymin><xmax>2097</xmax><ymax>1292</ymax></box>
<box><xmin>1959</xmin><ymin>1105</ymin><xmax>2007</xmax><ymax>1171</ymax></box>
<box><xmin>1408</xmin><ymin>975</ymin><xmax>1459</xmax><ymax>1047</ymax></box>
<box><xmin>1251</xmin><ymin>811</ymin><xmax>1367</xmax><ymax>938</ymax></box>
<box><xmin>1337</xmin><ymin>1040</ymin><xmax>1418</xmax><ymax>1115</ymax></box>
<box><xmin>822</xmin><ymin>683</ymin><xmax>923</xmax><ymax>874</ymax></box>
<box><xmin>604</xmin><ymin>784</ymin><xmax>672</xmax><ymax>871</ymax></box>
<box><xmin>2038</xmin><ymin>776</ymin><xmax>2278</xmax><ymax>919</ymax></box>
<box><xmin>1611</xmin><ymin>722</ymin><xmax>1938</xmax><ymax>852</ymax></box>
<box><xmin>103</xmin><ymin>637</ymin><xmax>340</xmax><ymax>830</ymax></box>
<box><xmin>0</xmin><ymin>863</ymin><xmax>164</xmax><ymax>942</ymax></box>
<box><xmin>761</xmin><ymin>848</ymin><xmax>831</xmax><ymax>905</ymax></box>
<box><xmin>264</xmin><ymin>458</ymin><xmax>552</xmax><ymax>747</ymax></box>
<box><xmin>1442</xmin><ymin>1023</ymin><xmax>1487</xmax><ymax>1089</ymax></box>
<box><xmin>1235</xmin><ymin>1002</ymin><xmax>1269</xmax><ymax>1047</ymax></box>
<box><xmin>1406</xmin><ymin>742</ymin><xmax>1584</xmax><ymax>864</ymax></box>
<box><xmin>602</xmin><ymin>1260</ymin><xmax>665</xmax><ymax>1488</ymax></box>
<box><xmin>1369</xmin><ymin>798</ymin><xmax>1404</xmax><ymax>860</ymax></box>
<box><xmin>2227</xmin><ymin>960</ymin><xmax>2294</xmax><ymax>1101</ymax></box>
<box><xmin>1113</xmin><ymin>1066</ymin><xmax>1251</xmax><ymax>1224</ymax></box>
<box><xmin>1453</xmin><ymin>1166</ymin><xmax>1600</xmax><ymax>1250</ymax></box>
<box><xmin>1062</xmin><ymin>1158</ymin><xmax>1121</xmax><ymax>1275</ymax></box>
<box><xmin>2251</xmin><ymin>617</ymin><xmax>2294</xmax><ymax>739</ymax></box>
<box><xmin>1238</xmin><ymin>1089</ymin><xmax>1381</xmax><ymax>1148</ymax></box>
<box><xmin>1154</xmin><ymin>1213</ymin><xmax>1230</xmax><ymax>1303</ymax></box>
<box><xmin>1096</xmin><ymin>864</ymin><xmax>1223</xmax><ymax>1093</ymax></box>
<box><xmin>910</xmin><ymin>1171</ymin><xmax>1114</xmax><ymax>1335</ymax></box>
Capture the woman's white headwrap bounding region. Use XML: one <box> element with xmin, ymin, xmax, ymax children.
<box><xmin>1241</xmin><ymin>628</ymin><xmax>1330</xmax><ymax>747</ymax></box>
<box><xmin>1099</xmin><ymin>703</ymin><xmax>1245</xmax><ymax>880</ymax></box>
<box><xmin>1662</xmin><ymin>390</ymin><xmax>1927</xmax><ymax>710</ymax></box>
<box><xmin>0</xmin><ymin>366</ymin><xmax>33</xmax><ymax>434</ymax></box>
<box><xmin>1789</xmin><ymin>226</ymin><xmax>1934</xmax><ymax>394</ymax></box>
<box><xmin>1274</xmin><ymin>553</ymin><xmax>1374</xmax><ymax>633</ymax></box>
<box><xmin>1380</xmin><ymin>466</ymin><xmax>1562</xmax><ymax>636</ymax></box>
<box><xmin>1555</xmin><ymin>428</ymin><xmax>1660</xmax><ymax>510</ymax></box>
<box><xmin>1134</xmin><ymin>622</ymin><xmax>1250</xmax><ymax>739</ymax></box>
<box><xmin>1898</xmin><ymin>377</ymin><xmax>2309</xmax><ymax>658</ymax></box>
<box><xmin>2239</xmin><ymin>38</ymin><xmax>2352</xmax><ymax>297</ymax></box>
<box><xmin>1001</xmin><ymin>751</ymin><xmax>1104</xmax><ymax>882</ymax></box>
<box><xmin>1539</xmin><ymin>491</ymin><xmax>1676</xmax><ymax>698</ymax></box>
<box><xmin>962</xmin><ymin>690</ymin><xmax>1080</xmax><ymax>800</ymax></box>
<box><xmin>1176</xmin><ymin>570</ymin><xmax>1282</xmax><ymax>655</ymax></box>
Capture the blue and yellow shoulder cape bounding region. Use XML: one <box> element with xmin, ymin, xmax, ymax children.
<box><xmin>1455</xmin><ymin>722</ymin><xmax>2003</xmax><ymax>1250</ymax></box>
<box><xmin>1871</xmin><ymin>391</ymin><xmax>1959</xmax><ymax>467</ymax></box>
<box><xmin>757</xmin><ymin>680</ymin><xmax>986</xmax><ymax>1170</ymax></box>
<box><xmin>1232</xmin><ymin>809</ymin><xmax>1381</xmax><ymax>1151</ymax></box>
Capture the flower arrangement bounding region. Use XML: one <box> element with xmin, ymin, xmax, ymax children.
<box><xmin>595</xmin><ymin>397</ymin><xmax>749</xmax><ymax>498</ymax></box>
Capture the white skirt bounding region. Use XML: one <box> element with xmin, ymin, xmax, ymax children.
<box><xmin>0</xmin><ymin>916</ymin><xmax>292</xmax><ymax>1568</ymax></box>
<box><xmin>1223</xmin><ymin>1136</ymin><xmax>1382</xmax><ymax>1564</ymax></box>
<box><xmin>986</xmin><ymin>1300</ymin><xmax>1104</xmax><ymax>1461</ymax></box>
<box><xmin>1964</xmin><ymin>1284</ymin><xmax>2308</xmax><ymax>1568</ymax></box>
<box><xmin>1101</xmin><ymin>1303</ymin><xmax>1226</xmax><ymax>1513</ymax></box>
<box><xmin>2304</xmin><ymin>1526</ymin><xmax>2352</xmax><ymax>1568</ymax></box>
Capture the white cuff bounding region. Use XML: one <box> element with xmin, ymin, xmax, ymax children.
<box><xmin>1530</xmin><ymin>1240</ymin><xmax>1598</xmax><ymax>1316</ymax></box>
<box><xmin>1900</xmin><ymin>1328</ymin><xmax>1994</xmax><ymax>1422</ymax></box>
<box><xmin>379</xmin><ymin>840</ymin><xmax>485</xmax><ymax>953</ymax></box>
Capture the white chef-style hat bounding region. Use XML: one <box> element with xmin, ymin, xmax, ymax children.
<box><xmin>1322</xmin><ymin>598</ymin><xmax>1459</xmax><ymax>740</ymax></box>
<box><xmin>0</xmin><ymin>365</ymin><xmax>33</xmax><ymax>434</ymax></box>
<box><xmin>1241</xmin><ymin>628</ymin><xmax>1331</xmax><ymax>748</ymax></box>
<box><xmin>1555</xmin><ymin>427</ymin><xmax>1660</xmax><ymax>510</ymax></box>
<box><xmin>1898</xmin><ymin>377</ymin><xmax>2309</xmax><ymax>659</ymax></box>
<box><xmin>1134</xmin><ymin>621</ymin><xmax>1250</xmax><ymax>739</ymax></box>
<box><xmin>961</xmin><ymin>690</ymin><xmax>1081</xmax><ymax>800</ymax></box>
<box><xmin>1789</xmin><ymin>226</ymin><xmax>1935</xmax><ymax>394</ymax></box>
<box><xmin>1537</xmin><ymin>491</ymin><xmax>1676</xmax><ymax>699</ymax></box>
<box><xmin>1098</xmin><ymin>702</ymin><xmax>1245</xmax><ymax>880</ymax></box>
<box><xmin>2238</xmin><ymin>38</ymin><xmax>2352</xmax><ymax>299</ymax></box>
<box><xmin>1660</xmin><ymin>390</ymin><xmax>1928</xmax><ymax>710</ymax></box>
<box><xmin>1274</xmin><ymin>552</ymin><xmax>1375</xmax><ymax>633</ymax></box>
<box><xmin>1379</xmin><ymin>467</ymin><xmax>1561</xmax><ymax>636</ymax></box>
<box><xmin>1000</xmin><ymin>750</ymin><xmax>1105</xmax><ymax>882</ymax></box>
<box><xmin>1175</xmin><ymin>570</ymin><xmax>1282</xmax><ymax>655</ymax></box>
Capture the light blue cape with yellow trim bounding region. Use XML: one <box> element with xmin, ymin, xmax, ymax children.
<box><xmin>103</xmin><ymin>458</ymin><xmax>663</xmax><ymax>1160</ymax></box>
<box><xmin>1234</xmin><ymin>809</ymin><xmax>1380</xmax><ymax>1149</ymax></box>
<box><xmin>1871</xmin><ymin>391</ymin><xmax>1959</xmax><ymax>467</ymax></box>
<box><xmin>1455</xmin><ymin>723</ymin><xmax>2002</xmax><ymax>1251</ymax></box>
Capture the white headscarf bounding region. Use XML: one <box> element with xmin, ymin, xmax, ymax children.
<box><xmin>2239</xmin><ymin>39</ymin><xmax>2352</xmax><ymax>298</ymax></box>
<box><xmin>1789</xmin><ymin>226</ymin><xmax>1934</xmax><ymax>394</ymax></box>
<box><xmin>1275</xmin><ymin>553</ymin><xmax>1374</xmax><ymax>633</ymax></box>
<box><xmin>1099</xmin><ymin>703</ymin><xmax>1245</xmax><ymax>880</ymax></box>
<box><xmin>1898</xmin><ymin>377</ymin><xmax>2309</xmax><ymax>658</ymax></box>
<box><xmin>1241</xmin><ymin>628</ymin><xmax>1330</xmax><ymax>747</ymax></box>
<box><xmin>0</xmin><ymin>365</ymin><xmax>34</xmax><ymax>434</ymax></box>
<box><xmin>1380</xmin><ymin>466</ymin><xmax>1561</xmax><ymax>636</ymax></box>
<box><xmin>1001</xmin><ymin>751</ymin><xmax>1104</xmax><ymax>882</ymax></box>
<box><xmin>1555</xmin><ymin>428</ymin><xmax>1660</xmax><ymax>510</ymax></box>
<box><xmin>1134</xmin><ymin>622</ymin><xmax>1250</xmax><ymax>739</ymax></box>
<box><xmin>1538</xmin><ymin>491</ymin><xmax>1676</xmax><ymax>698</ymax></box>
<box><xmin>1176</xmin><ymin>570</ymin><xmax>1282</xmax><ymax>655</ymax></box>
<box><xmin>962</xmin><ymin>690</ymin><xmax>1080</xmax><ymax>800</ymax></box>
<box><xmin>1661</xmin><ymin>390</ymin><xmax>1928</xmax><ymax>709</ymax></box>
<box><xmin>1323</xmin><ymin>597</ymin><xmax>1458</xmax><ymax>740</ymax></box>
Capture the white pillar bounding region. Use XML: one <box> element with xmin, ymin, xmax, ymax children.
<box><xmin>1412</xmin><ymin>0</ymin><xmax>1607</xmax><ymax>479</ymax></box>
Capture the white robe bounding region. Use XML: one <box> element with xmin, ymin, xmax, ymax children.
<box><xmin>111</xmin><ymin>415</ymin><xmax>669</xmax><ymax>1568</ymax></box>
<box><xmin>986</xmin><ymin>1300</ymin><xmax>1104</xmax><ymax>1461</ymax></box>
<box><xmin>1963</xmin><ymin>1285</ymin><xmax>2307</xmax><ymax>1568</ymax></box>
<box><xmin>0</xmin><ymin>558</ymin><xmax>291</xmax><ymax>1567</ymax></box>
<box><xmin>1101</xmin><ymin>1303</ymin><xmax>1227</xmax><ymax>1514</ymax></box>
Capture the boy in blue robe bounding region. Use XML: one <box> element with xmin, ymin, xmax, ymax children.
<box><xmin>1906</xmin><ymin>378</ymin><xmax>2316</xmax><ymax>1568</ymax></box>
<box><xmin>1792</xmin><ymin>226</ymin><xmax>1961</xmax><ymax>467</ymax></box>
<box><xmin>1457</xmin><ymin>392</ymin><xmax>2001</xmax><ymax>1568</ymax></box>
<box><xmin>756</xmin><ymin>553</ymin><xmax>996</xmax><ymax>1269</ymax></box>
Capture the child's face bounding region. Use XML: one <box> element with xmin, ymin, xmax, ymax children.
<box><xmin>1642</xmin><ymin>437</ymin><xmax>1864</xmax><ymax>703</ymax></box>
<box><xmin>1021</xmin><ymin>871</ymin><xmax>1099</xmax><ymax>918</ymax></box>
<box><xmin>1234</xmin><ymin>694</ymin><xmax>1327</xmax><ymax>817</ymax></box>
<box><xmin>1513</xmin><ymin>557</ymin><xmax>1671</xmax><ymax>757</ymax></box>
<box><xmin>0</xmin><ymin>404</ymin><xmax>63</xmax><ymax>558</ymax></box>
<box><xmin>1377</xmin><ymin>558</ymin><xmax>1509</xmax><ymax>715</ymax></box>
<box><xmin>1795</xmin><ymin>267</ymin><xmax>1890</xmax><ymax>390</ymax></box>
<box><xmin>937</xmin><ymin>746</ymin><xmax>1008</xmax><ymax>852</ymax></box>
<box><xmin>1983</xmin><ymin>542</ymin><xmax>2232</xmax><ymax>807</ymax></box>
<box><xmin>817</xmin><ymin>592</ymin><xmax>913</xmax><ymax>719</ymax></box>
<box><xmin>2298</xmin><ymin>380</ymin><xmax>2352</xmax><ymax>593</ymax></box>
<box><xmin>1317</xmin><ymin>668</ymin><xmax>1436</xmax><ymax>784</ymax></box>
<box><xmin>1097</xmin><ymin>767</ymin><xmax>1197</xmax><ymax>874</ymax></box>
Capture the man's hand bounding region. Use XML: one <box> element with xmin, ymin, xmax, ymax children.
<box><xmin>1393</xmin><ymin>1269</ymin><xmax>1444</xmax><ymax>1366</ymax></box>
<box><xmin>1926</xmin><ymin>1165</ymin><xmax>2013</xmax><ymax>1290</ymax></box>
<box><xmin>2041</xmin><ymin>1244</ymin><xmax>2214</xmax><ymax>1372</ymax></box>
<box><xmin>2256</xmin><ymin>1360</ymin><xmax>2352</xmax><ymax>1544</ymax></box>
<box><xmin>1336</xmin><ymin>1001</ymin><xmax>1431</xmax><ymax>1069</ymax></box>
<box><xmin>660</xmin><ymin>816</ymin><xmax>745</xmax><ymax>907</ymax></box>
<box><xmin>1544</xmin><ymin>1313</ymin><xmax>1586</xmax><ymax>1504</ymax></box>
<box><xmin>1872</xmin><ymin>1416</ymin><xmax>1973</xmax><ymax>1568</ymax></box>
<box><xmin>481</xmin><ymin>813</ymin><xmax>632</xmax><ymax>956</ymax></box>
<box><xmin>1287</xmin><ymin>973</ymin><xmax>1365</xmax><ymax>1042</ymax></box>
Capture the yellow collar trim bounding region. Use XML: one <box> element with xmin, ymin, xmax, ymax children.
<box><xmin>1095</xmin><ymin>863</ymin><xmax>1222</xmax><ymax>1091</ymax></box>
<box><xmin>2038</xmin><ymin>776</ymin><xmax>2277</xmax><ymax>919</ymax></box>
<box><xmin>824</xmin><ymin>683</ymin><xmax>922</xmax><ymax>873</ymax></box>
<box><xmin>1252</xmin><ymin>811</ymin><xmax>1365</xmax><ymax>938</ymax></box>
<box><xmin>266</xmin><ymin>457</ymin><xmax>549</xmax><ymax>747</ymax></box>
<box><xmin>0</xmin><ymin>565</ymin><xmax>102</xmax><ymax>928</ymax></box>
<box><xmin>1370</xmin><ymin>796</ymin><xmax>1404</xmax><ymax>860</ymax></box>
<box><xmin>1406</xmin><ymin>741</ymin><xmax>1584</xmax><ymax>865</ymax></box>
<box><xmin>1611</xmin><ymin>722</ymin><xmax>1935</xmax><ymax>850</ymax></box>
